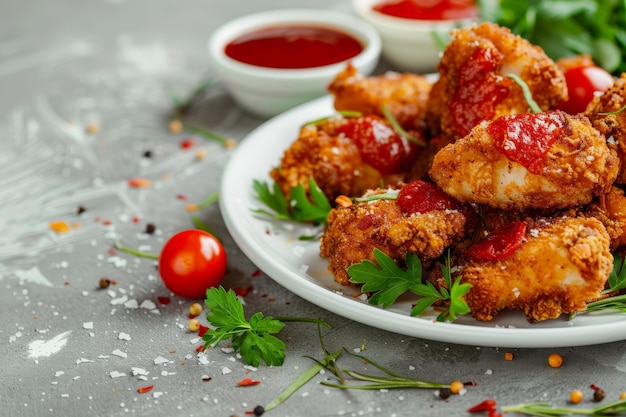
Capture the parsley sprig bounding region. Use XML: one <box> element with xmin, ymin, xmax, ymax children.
<box><xmin>202</xmin><ymin>286</ymin><xmax>331</xmax><ymax>367</ymax></box>
<box><xmin>252</xmin><ymin>177</ymin><xmax>331</xmax><ymax>226</ymax></box>
<box><xmin>347</xmin><ymin>249</ymin><xmax>471</xmax><ymax>322</ymax></box>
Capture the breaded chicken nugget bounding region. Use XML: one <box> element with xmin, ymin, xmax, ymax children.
<box><xmin>429</xmin><ymin>110</ymin><xmax>619</xmax><ymax>211</ymax></box>
<box><xmin>460</xmin><ymin>216</ymin><xmax>612</xmax><ymax>322</ymax></box>
<box><xmin>426</xmin><ymin>22</ymin><xmax>567</xmax><ymax>141</ymax></box>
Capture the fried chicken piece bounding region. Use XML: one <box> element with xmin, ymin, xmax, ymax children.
<box><xmin>271</xmin><ymin>115</ymin><xmax>423</xmax><ymax>201</ymax></box>
<box><xmin>585</xmin><ymin>73</ymin><xmax>626</xmax><ymax>184</ymax></box>
<box><xmin>426</xmin><ymin>22</ymin><xmax>567</xmax><ymax>141</ymax></box>
<box><xmin>429</xmin><ymin>111</ymin><xmax>619</xmax><ymax>211</ymax></box>
<box><xmin>460</xmin><ymin>216</ymin><xmax>612</xmax><ymax>322</ymax></box>
<box><xmin>328</xmin><ymin>63</ymin><xmax>433</xmax><ymax>131</ymax></box>
<box><xmin>320</xmin><ymin>188</ymin><xmax>468</xmax><ymax>285</ymax></box>
<box><xmin>586</xmin><ymin>186</ymin><xmax>626</xmax><ymax>250</ymax></box>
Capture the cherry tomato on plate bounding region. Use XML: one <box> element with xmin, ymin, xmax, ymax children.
<box><xmin>558</xmin><ymin>65</ymin><xmax>614</xmax><ymax>114</ymax></box>
<box><xmin>158</xmin><ymin>229</ymin><xmax>227</xmax><ymax>298</ymax></box>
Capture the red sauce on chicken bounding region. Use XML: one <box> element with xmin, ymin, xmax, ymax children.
<box><xmin>224</xmin><ymin>25</ymin><xmax>363</xmax><ymax>69</ymax></box>
<box><xmin>337</xmin><ymin>116</ymin><xmax>419</xmax><ymax>175</ymax></box>
<box><xmin>488</xmin><ymin>110</ymin><xmax>570</xmax><ymax>174</ymax></box>
<box><xmin>373</xmin><ymin>0</ymin><xmax>477</xmax><ymax>21</ymax></box>
<box><xmin>450</xmin><ymin>48</ymin><xmax>512</xmax><ymax>138</ymax></box>
<box><xmin>396</xmin><ymin>180</ymin><xmax>459</xmax><ymax>214</ymax></box>
<box><xmin>466</xmin><ymin>221</ymin><xmax>527</xmax><ymax>261</ymax></box>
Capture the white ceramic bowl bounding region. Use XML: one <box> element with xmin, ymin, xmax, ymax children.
<box><xmin>208</xmin><ymin>9</ymin><xmax>382</xmax><ymax>118</ymax></box>
<box><xmin>352</xmin><ymin>0</ymin><xmax>476</xmax><ymax>73</ymax></box>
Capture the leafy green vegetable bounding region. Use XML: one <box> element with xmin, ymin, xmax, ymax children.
<box><xmin>252</xmin><ymin>177</ymin><xmax>331</xmax><ymax>226</ymax></box>
<box><xmin>347</xmin><ymin>249</ymin><xmax>472</xmax><ymax>322</ymax></box>
<box><xmin>607</xmin><ymin>251</ymin><xmax>626</xmax><ymax>294</ymax></box>
<box><xmin>478</xmin><ymin>0</ymin><xmax>626</xmax><ymax>74</ymax></box>
<box><xmin>203</xmin><ymin>286</ymin><xmax>286</xmax><ymax>367</ymax></box>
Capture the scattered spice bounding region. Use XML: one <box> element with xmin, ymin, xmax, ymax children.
<box><xmin>195</xmin><ymin>149</ymin><xmax>207</xmax><ymax>160</ymax></box>
<box><xmin>189</xmin><ymin>302</ymin><xmax>203</xmax><ymax>316</ymax></box>
<box><xmin>438</xmin><ymin>388</ymin><xmax>451</xmax><ymax>399</ymax></box>
<box><xmin>570</xmin><ymin>389</ymin><xmax>584</xmax><ymax>404</ymax></box>
<box><xmin>504</xmin><ymin>352</ymin><xmax>514</xmax><ymax>361</ymax></box>
<box><xmin>142</xmin><ymin>150</ymin><xmax>153</xmax><ymax>158</ymax></box>
<box><xmin>237</xmin><ymin>377</ymin><xmax>261</xmax><ymax>387</ymax></box>
<box><xmin>547</xmin><ymin>353</ymin><xmax>563</xmax><ymax>368</ymax></box>
<box><xmin>128</xmin><ymin>177</ymin><xmax>153</xmax><ymax>188</ymax></box>
<box><xmin>137</xmin><ymin>385</ymin><xmax>154</xmax><ymax>394</ymax></box>
<box><xmin>335</xmin><ymin>195</ymin><xmax>353</xmax><ymax>208</ymax></box>
<box><xmin>145</xmin><ymin>223</ymin><xmax>156</xmax><ymax>234</ymax></box>
<box><xmin>450</xmin><ymin>380</ymin><xmax>464</xmax><ymax>394</ymax></box>
<box><xmin>169</xmin><ymin>119</ymin><xmax>183</xmax><ymax>133</ymax></box>
<box><xmin>591</xmin><ymin>384</ymin><xmax>606</xmax><ymax>402</ymax></box>
<box><xmin>180</xmin><ymin>138</ymin><xmax>195</xmax><ymax>149</ymax></box>
<box><xmin>99</xmin><ymin>278</ymin><xmax>111</xmax><ymax>289</ymax></box>
<box><xmin>188</xmin><ymin>319</ymin><xmax>200</xmax><ymax>332</ymax></box>
<box><xmin>620</xmin><ymin>392</ymin><xmax>626</xmax><ymax>400</ymax></box>
<box><xmin>85</xmin><ymin>122</ymin><xmax>99</xmax><ymax>134</ymax></box>
<box><xmin>75</xmin><ymin>205</ymin><xmax>87</xmax><ymax>215</ymax></box>
<box><xmin>49</xmin><ymin>221</ymin><xmax>71</xmax><ymax>234</ymax></box>
<box><xmin>157</xmin><ymin>296</ymin><xmax>171</xmax><ymax>305</ymax></box>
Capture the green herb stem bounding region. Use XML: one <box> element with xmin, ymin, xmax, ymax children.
<box><xmin>381</xmin><ymin>103</ymin><xmax>427</xmax><ymax>147</ymax></box>
<box><xmin>507</xmin><ymin>73</ymin><xmax>542</xmax><ymax>114</ymax></box>
<box><xmin>264</xmin><ymin>348</ymin><xmax>343</xmax><ymax>413</ymax></box>
<box><xmin>186</xmin><ymin>124</ymin><xmax>233</xmax><ymax>146</ymax></box>
<box><xmin>501</xmin><ymin>398</ymin><xmax>626</xmax><ymax>416</ymax></box>
<box><xmin>114</xmin><ymin>240</ymin><xmax>159</xmax><ymax>259</ymax></box>
<box><xmin>190</xmin><ymin>215</ymin><xmax>220</xmax><ymax>241</ymax></box>
<box><xmin>273</xmin><ymin>317</ymin><xmax>333</xmax><ymax>329</ymax></box>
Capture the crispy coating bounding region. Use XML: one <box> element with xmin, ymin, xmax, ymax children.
<box><xmin>585</xmin><ymin>73</ymin><xmax>626</xmax><ymax>183</ymax></box>
<box><xmin>429</xmin><ymin>112</ymin><xmax>619</xmax><ymax>211</ymax></box>
<box><xmin>320</xmin><ymin>191</ymin><xmax>467</xmax><ymax>285</ymax></box>
<box><xmin>586</xmin><ymin>186</ymin><xmax>626</xmax><ymax>250</ymax></box>
<box><xmin>461</xmin><ymin>216</ymin><xmax>612</xmax><ymax>322</ymax></box>
<box><xmin>328</xmin><ymin>63</ymin><xmax>433</xmax><ymax>131</ymax></box>
<box><xmin>426</xmin><ymin>22</ymin><xmax>567</xmax><ymax>141</ymax></box>
<box><xmin>269</xmin><ymin>118</ymin><xmax>404</xmax><ymax>201</ymax></box>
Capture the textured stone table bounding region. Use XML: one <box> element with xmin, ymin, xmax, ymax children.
<box><xmin>2</xmin><ymin>1</ymin><xmax>626</xmax><ymax>416</ymax></box>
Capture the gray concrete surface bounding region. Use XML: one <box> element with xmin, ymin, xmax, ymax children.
<box><xmin>2</xmin><ymin>0</ymin><xmax>626</xmax><ymax>416</ymax></box>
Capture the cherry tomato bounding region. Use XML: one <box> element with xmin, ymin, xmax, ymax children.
<box><xmin>158</xmin><ymin>229</ymin><xmax>227</xmax><ymax>298</ymax></box>
<box><xmin>558</xmin><ymin>66</ymin><xmax>614</xmax><ymax>114</ymax></box>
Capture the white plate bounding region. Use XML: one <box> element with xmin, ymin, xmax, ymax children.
<box><xmin>220</xmin><ymin>95</ymin><xmax>626</xmax><ymax>348</ymax></box>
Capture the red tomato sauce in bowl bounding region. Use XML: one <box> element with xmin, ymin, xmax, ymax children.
<box><xmin>224</xmin><ymin>25</ymin><xmax>364</xmax><ymax>69</ymax></box>
<box><xmin>372</xmin><ymin>0</ymin><xmax>477</xmax><ymax>20</ymax></box>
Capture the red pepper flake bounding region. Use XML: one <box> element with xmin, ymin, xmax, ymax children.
<box><xmin>102</xmin><ymin>220</ymin><xmax>112</xmax><ymax>226</ymax></box>
<box><xmin>132</xmin><ymin>216</ymin><xmax>140</xmax><ymax>224</ymax></box>
<box><xmin>267</xmin><ymin>298</ymin><xmax>276</xmax><ymax>302</ymax></box>
<box><xmin>64</xmin><ymin>281</ymin><xmax>70</xmax><ymax>286</ymax></box>
<box><xmin>198</xmin><ymin>325</ymin><xmax>209</xmax><ymax>337</ymax></box>
<box><xmin>202</xmin><ymin>376</ymin><xmax>212</xmax><ymax>381</ymax></box>
<box><xmin>107</xmin><ymin>248</ymin><xmax>117</xmax><ymax>255</ymax></box>
<box><xmin>468</xmin><ymin>399</ymin><xmax>497</xmax><ymax>413</ymax></box>
<box><xmin>237</xmin><ymin>378</ymin><xmax>261</xmax><ymax>387</ymax></box>
<box><xmin>251</xmin><ymin>269</ymin><xmax>261</xmax><ymax>277</ymax></box>
<box><xmin>137</xmin><ymin>385</ymin><xmax>154</xmax><ymax>394</ymax></box>
<box><xmin>128</xmin><ymin>177</ymin><xmax>153</xmax><ymax>188</ymax></box>
<box><xmin>196</xmin><ymin>345</ymin><xmax>204</xmax><ymax>352</ymax></box>
<box><xmin>157</xmin><ymin>296</ymin><xmax>171</xmax><ymax>305</ymax></box>
<box><xmin>176</xmin><ymin>194</ymin><xmax>187</xmax><ymax>201</ymax></box>
<box><xmin>234</xmin><ymin>285</ymin><xmax>253</xmax><ymax>297</ymax></box>
<box><xmin>180</xmin><ymin>138</ymin><xmax>195</xmax><ymax>149</ymax></box>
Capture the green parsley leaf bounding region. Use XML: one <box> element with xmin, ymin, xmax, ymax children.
<box><xmin>607</xmin><ymin>252</ymin><xmax>626</xmax><ymax>293</ymax></box>
<box><xmin>347</xmin><ymin>249</ymin><xmax>423</xmax><ymax>308</ymax></box>
<box><xmin>347</xmin><ymin>249</ymin><xmax>472</xmax><ymax>322</ymax></box>
<box><xmin>203</xmin><ymin>286</ymin><xmax>286</xmax><ymax>367</ymax></box>
<box><xmin>252</xmin><ymin>177</ymin><xmax>331</xmax><ymax>226</ymax></box>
